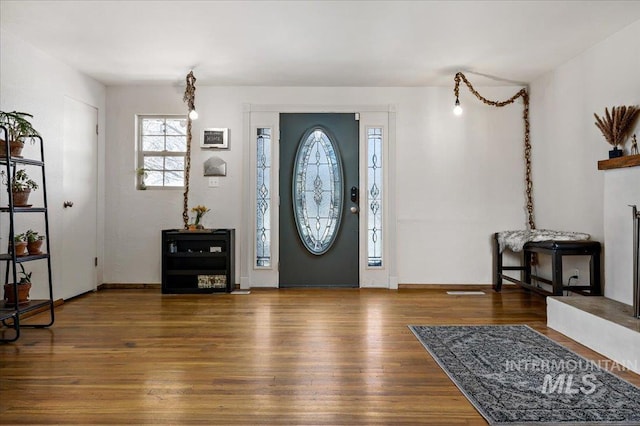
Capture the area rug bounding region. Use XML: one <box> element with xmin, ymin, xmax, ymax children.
<box><xmin>409</xmin><ymin>325</ymin><xmax>640</xmax><ymax>425</ymax></box>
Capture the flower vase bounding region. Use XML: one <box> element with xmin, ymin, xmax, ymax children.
<box><xmin>609</xmin><ymin>147</ymin><xmax>623</xmax><ymax>159</ymax></box>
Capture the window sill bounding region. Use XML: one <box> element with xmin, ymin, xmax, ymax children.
<box><xmin>597</xmin><ymin>154</ymin><xmax>640</xmax><ymax>171</ymax></box>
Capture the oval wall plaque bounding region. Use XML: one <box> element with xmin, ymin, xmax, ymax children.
<box><xmin>292</xmin><ymin>127</ymin><xmax>343</xmax><ymax>255</ymax></box>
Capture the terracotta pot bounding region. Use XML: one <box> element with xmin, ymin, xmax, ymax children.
<box><xmin>27</xmin><ymin>239</ymin><xmax>44</xmax><ymax>255</ymax></box>
<box><xmin>12</xmin><ymin>189</ymin><xmax>31</xmax><ymax>206</ymax></box>
<box><xmin>3</xmin><ymin>282</ymin><xmax>31</xmax><ymax>306</ymax></box>
<box><xmin>14</xmin><ymin>241</ymin><xmax>28</xmax><ymax>257</ymax></box>
<box><xmin>0</xmin><ymin>139</ymin><xmax>25</xmax><ymax>158</ymax></box>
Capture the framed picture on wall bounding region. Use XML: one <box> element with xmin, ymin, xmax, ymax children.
<box><xmin>201</xmin><ymin>128</ymin><xmax>229</xmax><ymax>149</ymax></box>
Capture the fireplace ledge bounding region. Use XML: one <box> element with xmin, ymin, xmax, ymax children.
<box><xmin>549</xmin><ymin>296</ymin><xmax>639</xmax><ymax>332</ymax></box>
<box><xmin>547</xmin><ymin>296</ymin><xmax>640</xmax><ymax>374</ymax></box>
<box><xmin>598</xmin><ymin>154</ymin><xmax>640</xmax><ymax>170</ymax></box>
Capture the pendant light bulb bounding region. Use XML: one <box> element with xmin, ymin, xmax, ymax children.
<box><xmin>453</xmin><ymin>98</ymin><xmax>463</xmax><ymax>116</ymax></box>
<box><xmin>189</xmin><ymin>109</ymin><xmax>199</xmax><ymax>120</ymax></box>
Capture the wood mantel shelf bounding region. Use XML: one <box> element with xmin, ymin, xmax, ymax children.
<box><xmin>598</xmin><ymin>154</ymin><xmax>640</xmax><ymax>170</ymax></box>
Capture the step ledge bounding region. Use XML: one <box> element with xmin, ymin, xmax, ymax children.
<box><xmin>547</xmin><ymin>296</ymin><xmax>640</xmax><ymax>374</ymax></box>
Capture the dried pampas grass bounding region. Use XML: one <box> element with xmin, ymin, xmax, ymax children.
<box><xmin>594</xmin><ymin>105</ymin><xmax>640</xmax><ymax>148</ymax></box>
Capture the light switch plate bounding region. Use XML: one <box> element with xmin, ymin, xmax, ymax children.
<box><xmin>208</xmin><ymin>177</ymin><xmax>220</xmax><ymax>187</ymax></box>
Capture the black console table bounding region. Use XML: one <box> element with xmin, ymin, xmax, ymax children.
<box><xmin>161</xmin><ymin>229</ymin><xmax>234</xmax><ymax>294</ymax></box>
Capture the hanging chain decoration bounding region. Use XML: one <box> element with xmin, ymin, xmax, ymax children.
<box><xmin>182</xmin><ymin>71</ymin><xmax>197</xmax><ymax>229</ymax></box>
<box><xmin>454</xmin><ymin>72</ymin><xmax>536</xmax><ymax>230</ymax></box>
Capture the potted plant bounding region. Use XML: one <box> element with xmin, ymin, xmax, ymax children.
<box><xmin>594</xmin><ymin>105</ymin><xmax>640</xmax><ymax>158</ymax></box>
<box><xmin>26</xmin><ymin>229</ymin><xmax>46</xmax><ymax>255</ymax></box>
<box><xmin>3</xmin><ymin>264</ymin><xmax>32</xmax><ymax>306</ymax></box>
<box><xmin>0</xmin><ymin>111</ymin><xmax>40</xmax><ymax>158</ymax></box>
<box><xmin>136</xmin><ymin>167</ymin><xmax>148</xmax><ymax>190</ymax></box>
<box><xmin>1</xmin><ymin>168</ymin><xmax>38</xmax><ymax>206</ymax></box>
<box><xmin>13</xmin><ymin>233</ymin><xmax>28</xmax><ymax>257</ymax></box>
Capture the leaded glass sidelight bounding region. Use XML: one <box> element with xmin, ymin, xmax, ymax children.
<box><xmin>367</xmin><ymin>128</ymin><xmax>383</xmax><ymax>267</ymax></box>
<box><xmin>256</xmin><ymin>128</ymin><xmax>271</xmax><ymax>267</ymax></box>
<box><xmin>293</xmin><ymin>128</ymin><xmax>343</xmax><ymax>255</ymax></box>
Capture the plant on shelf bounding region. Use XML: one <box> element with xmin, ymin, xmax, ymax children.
<box><xmin>18</xmin><ymin>263</ymin><xmax>32</xmax><ymax>284</ymax></box>
<box><xmin>26</xmin><ymin>229</ymin><xmax>46</xmax><ymax>255</ymax></box>
<box><xmin>13</xmin><ymin>233</ymin><xmax>28</xmax><ymax>257</ymax></box>
<box><xmin>1</xmin><ymin>168</ymin><xmax>38</xmax><ymax>206</ymax></box>
<box><xmin>3</xmin><ymin>263</ymin><xmax>33</xmax><ymax>306</ymax></box>
<box><xmin>594</xmin><ymin>105</ymin><xmax>640</xmax><ymax>159</ymax></box>
<box><xmin>189</xmin><ymin>205</ymin><xmax>210</xmax><ymax>230</ymax></box>
<box><xmin>0</xmin><ymin>110</ymin><xmax>40</xmax><ymax>158</ymax></box>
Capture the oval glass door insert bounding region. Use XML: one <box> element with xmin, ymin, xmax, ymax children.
<box><xmin>293</xmin><ymin>127</ymin><xmax>343</xmax><ymax>255</ymax></box>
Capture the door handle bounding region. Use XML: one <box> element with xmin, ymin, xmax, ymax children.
<box><xmin>350</xmin><ymin>206</ymin><xmax>359</xmax><ymax>214</ymax></box>
<box><xmin>63</xmin><ymin>201</ymin><xmax>74</xmax><ymax>208</ymax></box>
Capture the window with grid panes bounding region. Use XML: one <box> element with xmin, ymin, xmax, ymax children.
<box><xmin>137</xmin><ymin>115</ymin><xmax>187</xmax><ymax>188</ymax></box>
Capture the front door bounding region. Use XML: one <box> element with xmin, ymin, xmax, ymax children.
<box><xmin>279</xmin><ymin>113</ymin><xmax>359</xmax><ymax>287</ymax></box>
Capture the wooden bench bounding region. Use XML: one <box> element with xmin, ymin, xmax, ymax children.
<box><xmin>493</xmin><ymin>233</ymin><xmax>601</xmax><ymax>296</ymax></box>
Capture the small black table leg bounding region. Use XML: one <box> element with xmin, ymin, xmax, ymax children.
<box><xmin>493</xmin><ymin>233</ymin><xmax>502</xmax><ymax>292</ymax></box>
<box><xmin>551</xmin><ymin>252</ymin><xmax>564</xmax><ymax>296</ymax></box>
<box><xmin>590</xmin><ymin>250</ymin><xmax>602</xmax><ymax>295</ymax></box>
<box><xmin>524</xmin><ymin>250</ymin><xmax>532</xmax><ymax>286</ymax></box>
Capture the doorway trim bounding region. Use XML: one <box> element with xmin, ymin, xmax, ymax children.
<box><xmin>241</xmin><ymin>104</ymin><xmax>397</xmax><ymax>289</ymax></box>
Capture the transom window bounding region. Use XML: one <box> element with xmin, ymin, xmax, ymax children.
<box><xmin>137</xmin><ymin>115</ymin><xmax>187</xmax><ymax>188</ymax></box>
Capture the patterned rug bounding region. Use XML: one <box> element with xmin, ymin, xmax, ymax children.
<box><xmin>409</xmin><ymin>325</ymin><xmax>640</xmax><ymax>425</ymax></box>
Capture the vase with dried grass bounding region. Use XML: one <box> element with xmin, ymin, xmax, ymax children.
<box><xmin>594</xmin><ymin>105</ymin><xmax>640</xmax><ymax>159</ymax></box>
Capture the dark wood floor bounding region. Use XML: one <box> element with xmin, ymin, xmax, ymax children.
<box><xmin>1</xmin><ymin>287</ymin><xmax>638</xmax><ymax>424</ymax></box>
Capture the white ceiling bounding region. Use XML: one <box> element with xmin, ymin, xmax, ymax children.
<box><xmin>2</xmin><ymin>0</ymin><xmax>640</xmax><ymax>87</ymax></box>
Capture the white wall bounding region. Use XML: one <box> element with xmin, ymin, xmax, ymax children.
<box><xmin>104</xmin><ymin>85</ymin><xmax>526</xmax><ymax>285</ymax></box>
<box><xmin>0</xmin><ymin>30</ymin><xmax>106</xmax><ymax>300</ymax></box>
<box><xmin>530</xmin><ymin>20</ymin><xmax>640</xmax><ymax>304</ymax></box>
